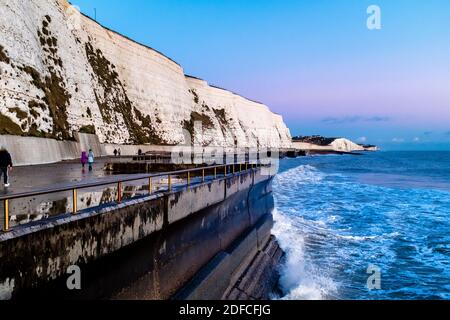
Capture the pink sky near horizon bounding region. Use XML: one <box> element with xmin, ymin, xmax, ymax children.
<box><xmin>73</xmin><ymin>0</ymin><xmax>450</xmax><ymax>149</ymax></box>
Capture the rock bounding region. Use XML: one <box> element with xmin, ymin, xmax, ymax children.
<box><xmin>292</xmin><ymin>136</ymin><xmax>378</xmax><ymax>153</ymax></box>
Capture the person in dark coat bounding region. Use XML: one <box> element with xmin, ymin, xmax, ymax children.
<box><xmin>0</xmin><ymin>146</ymin><xmax>13</xmax><ymax>187</ymax></box>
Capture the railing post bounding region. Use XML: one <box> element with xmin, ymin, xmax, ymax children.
<box><xmin>224</xmin><ymin>165</ymin><xmax>227</xmax><ymax>177</ymax></box>
<box><xmin>202</xmin><ymin>169</ymin><xmax>205</xmax><ymax>182</ymax></box>
<box><xmin>3</xmin><ymin>199</ymin><xmax>9</xmax><ymax>232</ymax></box>
<box><xmin>239</xmin><ymin>164</ymin><xmax>242</xmax><ymax>172</ymax></box>
<box><xmin>214</xmin><ymin>167</ymin><xmax>217</xmax><ymax>179</ymax></box>
<box><xmin>187</xmin><ymin>172</ymin><xmax>190</xmax><ymax>185</ymax></box>
<box><xmin>117</xmin><ymin>182</ymin><xmax>123</xmax><ymax>203</ymax></box>
<box><xmin>232</xmin><ymin>164</ymin><xmax>235</xmax><ymax>175</ymax></box>
<box><xmin>168</xmin><ymin>175</ymin><xmax>172</xmax><ymax>191</ymax></box>
<box><xmin>246</xmin><ymin>163</ymin><xmax>248</xmax><ymax>171</ymax></box>
<box><xmin>72</xmin><ymin>189</ymin><xmax>78</xmax><ymax>214</ymax></box>
<box><xmin>149</xmin><ymin>177</ymin><xmax>152</xmax><ymax>194</ymax></box>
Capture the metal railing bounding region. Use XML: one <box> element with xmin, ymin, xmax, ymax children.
<box><xmin>1</xmin><ymin>163</ymin><xmax>262</xmax><ymax>232</ymax></box>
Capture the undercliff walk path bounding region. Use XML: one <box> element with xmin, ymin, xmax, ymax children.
<box><xmin>0</xmin><ymin>158</ymin><xmax>127</xmax><ymax>197</ymax></box>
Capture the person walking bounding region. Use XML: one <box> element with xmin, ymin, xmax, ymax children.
<box><xmin>118</xmin><ymin>148</ymin><xmax>122</xmax><ymax>157</ymax></box>
<box><xmin>114</xmin><ymin>149</ymin><xmax>118</xmax><ymax>157</ymax></box>
<box><xmin>88</xmin><ymin>149</ymin><xmax>95</xmax><ymax>172</ymax></box>
<box><xmin>0</xmin><ymin>146</ymin><xmax>13</xmax><ymax>188</ymax></box>
<box><xmin>81</xmin><ymin>151</ymin><xmax>88</xmax><ymax>170</ymax></box>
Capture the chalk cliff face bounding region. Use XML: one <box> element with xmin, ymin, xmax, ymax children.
<box><xmin>292</xmin><ymin>136</ymin><xmax>377</xmax><ymax>152</ymax></box>
<box><xmin>0</xmin><ymin>0</ymin><xmax>292</xmax><ymax>148</ymax></box>
<box><xmin>329</xmin><ymin>138</ymin><xmax>365</xmax><ymax>152</ymax></box>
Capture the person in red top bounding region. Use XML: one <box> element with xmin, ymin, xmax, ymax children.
<box><xmin>0</xmin><ymin>146</ymin><xmax>13</xmax><ymax>188</ymax></box>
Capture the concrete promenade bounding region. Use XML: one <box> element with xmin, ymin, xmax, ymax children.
<box><xmin>0</xmin><ymin>157</ymin><xmax>127</xmax><ymax>197</ymax></box>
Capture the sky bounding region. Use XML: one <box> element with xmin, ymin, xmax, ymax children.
<box><xmin>71</xmin><ymin>0</ymin><xmax>450</xmax><ymax>150</ymax></box>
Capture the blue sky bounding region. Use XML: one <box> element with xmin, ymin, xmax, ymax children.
<box><xmin>72</xmin><ymin>0</ymin><xmax>450</xmax><ymax>150</ymax></box>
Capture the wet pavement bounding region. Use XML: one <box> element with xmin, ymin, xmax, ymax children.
<box><xmin>0</xmin><ymin>157</ymin><xmax>126</xmax><ymax>197</ymax></box>
<box><xmin>0</xmin><ymin>158</ymin><xmax>173</xmax><ymax>228</ymax></box>
<box><xmin>0</xmin><ymin>158</ymin><xmax>211</xmax><ymax>228</ymax></box>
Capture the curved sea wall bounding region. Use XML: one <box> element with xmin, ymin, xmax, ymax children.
<box><xmin>0</xmin><ymin>168</ymin><xmax>281</xmax><ymax>300</ymax></box>
<box><xmin>0</xmin><ymin>0</ymin><xmax>292</xmax><ymax>151</ymax></box>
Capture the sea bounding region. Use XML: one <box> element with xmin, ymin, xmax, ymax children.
<box><xmin>272</xmin><ymin>151</ymin><xmax>450</xmax><ymax>300</ymax></box>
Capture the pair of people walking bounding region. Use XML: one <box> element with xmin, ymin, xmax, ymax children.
<box><xmin>1</xmin><ymin>146</ymin><xmax>96</xmax><ymax>187</ymax></box>
<box><xmin>113</xmin><ymin>148</ymin><xmax>122</xmax><ymax>157</ymax></box>
<box><xmin>0</xmin><ymin>146</ymin><xmax>13</xmax><ymax>188</ymax></box>
<box><xmin>81</xmin><ymin>149</ymin><xmax>95</xmax><ymax>172</ymax></box>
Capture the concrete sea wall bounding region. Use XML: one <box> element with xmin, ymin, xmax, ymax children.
<box><xmin>0</xmin><ymin>133</ymin><xmax>106</xmax><ymax>166</ymax></box>
<box><xmin>0</xmin><ymin>168</ymin><xmax>280</xmax><ymax>300</ymax></box>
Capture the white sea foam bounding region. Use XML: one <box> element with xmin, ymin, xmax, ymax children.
<box><xmin>336</xmin><ymin>235</ymin><xmax>377</xmax><ymax>241</ymax></box>
<box><xmin>276</xmin><ymin>165</ymin><xmax>324</xmax><ymax>185</ymax></box>
<box><xmin>272</xmin><ymin>164</ymin><xmax>397</xmax><ymax>299</ymax></box>
<box><xmin>273</xmin><ymin>154</ymin><xmax>450</xmax><ymax>300</ymax></box>
<box><xmin>273</xmin><ymin>209</ymin><xmax>338</xmax><ymax>300</ymax></box>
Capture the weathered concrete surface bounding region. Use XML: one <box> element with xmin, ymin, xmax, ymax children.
<box><xmin>0</xmin><ymin>168</ymin><xmax>275</xmax><ymax>300</ymax></box>
<box><xmin>73</xmin><ymin>132</ymin><xmax>107</xmax><ymax>158</ymax></box>
<box><xmin>225</xmin><ymin>236</ymin><xmax>284</xmax><ymax>300</ymax></box>
<box><xmin>0</xmin><ymin>195</ymin><xmax>165</xmax><ymax>300</ymax></box>
<box><xmin>225</xmin><ymin>172</ymin><xmax>254</xmax><ymax>199</ymax></box>
<box><xmin>0</xmin><ymin>133</ymin><xmax>107</xmax><ymax>166</ymax></box>
<box><xmin>113</xmin><ymin>172</ymin><xmax>275</xmax><ymax>300</ymax></box>
<box><xmin>167</xmin><ymin>179</ymin><xmax>226</xmax><ymax>224</ymax></box>
<box><xmin>174</xmin><ymin>214</ymin><xmax>282</xmax><ymax>301</ymax></box>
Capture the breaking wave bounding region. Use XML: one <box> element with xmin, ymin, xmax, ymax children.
<box><xmin>272</xmin><ymin>154</ymin><xmax>450</xmax><ymax>300</ymax></box>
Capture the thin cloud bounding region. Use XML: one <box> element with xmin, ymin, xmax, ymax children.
<box><xmin>366</xmin><ymin>116</ymin><xmax>390</xmax><ymax>122</ymax></box>
<box><xmin>322</xmin><ymin>116</ymin><xmax>390</xmax><ymax>124</ymax></box>
<box><xmin>392</xmin><ymin>138</ymin><xmax>405</xmax><ymax>143</ymax></box>
<box><xmin>357</xmin><ymin>137</ymin><xmax>367</xmax><ymax>143</ymax></box>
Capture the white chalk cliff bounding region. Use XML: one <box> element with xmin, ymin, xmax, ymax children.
<box><xmin>329</xmin><ymin>138</ymin><xmax>365</xmax><ymax>152</ymax></box>
<box><xmin>0</xmin><ymin>0</ymin><xmax>292</xmax><ymax>148</ymax></box>
<box><xmin>292</xmin><ymin>137</ymin><xmax>377</xmax><ymax>153</ymax></box>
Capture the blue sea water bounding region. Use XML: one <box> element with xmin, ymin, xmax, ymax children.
<box><xmin>272</xmin><ymin>151</ymin><xmax>450</xmax><ymax>300</ymax></box>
